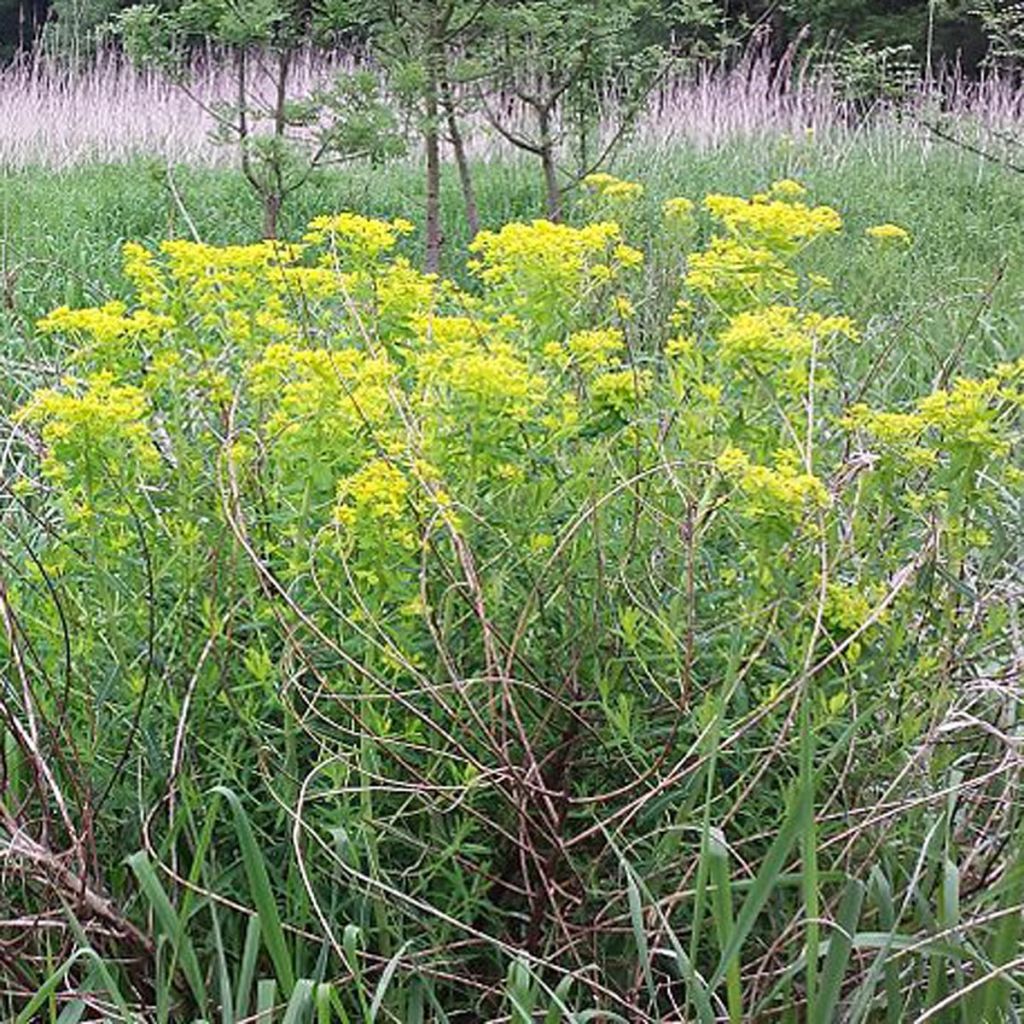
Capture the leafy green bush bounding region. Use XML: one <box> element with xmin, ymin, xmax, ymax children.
<box><xmin>4</xmin><ymin>176</ymin><xmax>1023</xmax><ymax>1021</ymax></box>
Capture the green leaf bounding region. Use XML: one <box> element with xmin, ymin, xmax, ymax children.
<box><xmin>212</xmin><ymin>786</ymin><xmax>296</xmax><ymax>996</ymax></box>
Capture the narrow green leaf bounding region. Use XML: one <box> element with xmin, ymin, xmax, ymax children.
<box><xmin>212</xmin><ymin>786</ymin><xmax>295</xmax><ymax>996</ymax></box>
<box><xmin>626</xmin><ymin>868</ymin><xmax>656</xmax><ymax>1005</ymax></box>
<box><xmin>127</xmin><ymin>850</ymin><xmax>207</xmax><ymax>1011</ymax></box>
<box><xmin>282</xmin><ymin>979</ymin><xmax>313</xmax><ymax>1024</ymax></box>
<box><xmin>257</xmin><ymin>978</ymin><xmax>278</xmax><ymax>1024</ymax></box>
<box><xmin>812</xmin><ymin>877</ymin><xmax>865</xmax><ymax>1024</ymax></box>
<box><xmin>708</xmin><ymin>829</ymin><xmax>742</xmax><ymax>1024</ymax></box>
<box><xmin>711</xmin><ymin>785</ymin><xmax>807</xmax><ymax>989</ymax></box>
<box><xmin>369</xmin><ymin>941</ymin><xmax>411</xmax><ymax>1023</ymax></box>
<box><xmin>235</xmin><ymin>914</ymin><xmax>263</xmax><ymax>1023</ymax></box>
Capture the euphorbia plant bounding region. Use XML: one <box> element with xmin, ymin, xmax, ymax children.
<box><xmin>7</xmin><ymin>178</ymin><xmax>1024</xmax><ymax>1022</ymax></box>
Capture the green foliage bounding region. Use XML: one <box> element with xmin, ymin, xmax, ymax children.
<box><xmin>113</xmin><ymin>0</ymin><xmax>405</xmax><ymax>236</ymax></box>
<box><xmin>973</xmin><ymin>0</ymin><xmax>1024</xmax><ymax>66</ymax></box>
<box><xmin>479</xmin><ymin>0</ymin><xmax>725</xmax><ymax>209</ymax></box>
<box><xmin>2</xmin><ymin>152</ymin><xmax>1023</xmax><ymax>1021</ymax></box>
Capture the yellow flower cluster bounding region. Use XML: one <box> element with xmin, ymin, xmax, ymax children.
<box><xmin>582</xmin><ymin>172</ymin><xmax>645</xmax><ymax>202</ymax></box>
<box><xmin>866</xmin><ymin>223</ymin><xmax>912</xmax><ymax>246</ymax></box>
<box><xmin>556</xmin><ymin>327</ymin><xmax>626</xmax><ymax>372</ymax></box>
<box><xmin>844</xmin><ymin>372</ymin><xmax>1016</xmax><ymax>457</ymax></box>
<box><xmin>716</xmin><ymin>305</ymin><xmax>858</xmax><ymax>372</ymax></box>
<box><xmin>417</xmin><ymin>329</ymin><xmax>548</xmax><ymax>423</ymax></box>
<box><xmin>704</xmin><ymin>186</ymin><xmax>842</xmax><ymax>254</ymax></box>
<box><xmin>335</xmin><ymin>458</ymin><xmax>416</xmax><ymax>550</ymax></box>
<box><xmin>663</xmin><ymin>197</ymin><xmax>696</xmax><ymax>225</ymax></box>
<box><xmin>824</xmin><ymin>580</ymin><xmax>877</xmax><ymax>633</ymax></box>
<box><xmin>304</xmin><ymin>212</ymin><xmax>415</xmax><ymax>261</ymax></box>
<box><xmin>37</xmin><ymin>301</ymin><xmax>173</xmax><ymax>353</ymax></box>
<box><xmin>468</xmin><ymin>219</ymin><xmax>642</xmax><ymax>335</ymax></box>
<box><xmin>822</xmin><ymin>579</ymin><xmax>885</xmax><ymax>660</ymax></box>
<box><xmin>716</xmin><ymin>446</ymin><xmax>829</xmax><ymax>521</ymax></box>
<box><xmin>121</xmin><ymin>241</ymin><xmax>167</xmax><ymax>308</ymax></box>
<box><xmin>16</xmin><ymin>372</ymin><xmax>158</xmax><ymax>487</ymax></box>
<box><xmin>769</xmin><ymin>179</ymin><xmax>808</xmax><ymax>199</ymax></box>
<box><xmin>683</xmin><ymin>179</ymin><xmax>846</xmax><ymax>344</ymax></box>
<box><xmin>686</xmin><ymin>238</ymin><xmax>797</xmax><ymax>312</ymax></box>
<box><xmin>248</xmin><ymin>343</ymin><xmax>397</xmax><ymax>474</ymax></box>
<box><xmin>590</xmin><ymin>369</ymin><xmax>652</xmax><ymax>418</ymax></box>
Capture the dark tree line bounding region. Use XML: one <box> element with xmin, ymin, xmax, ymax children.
<box><xmin>0</xmin><ymin>0</ymin><xmax>994</xmax><ymax>70</ymax></box>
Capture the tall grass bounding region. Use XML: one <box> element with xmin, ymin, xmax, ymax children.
<box><xmin>4</xmin><ymin>41</ymin><xmax>1024</xmax><ymax>170</ymax></box>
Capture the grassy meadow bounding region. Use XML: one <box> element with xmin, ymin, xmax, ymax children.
<box><xmin>5</xmin><ymin>134</ymin><xmax>1024</xmax><ymax>379</ymax></box>
<box><xmin>1</xmin><ymin>61</ymin><xmax>1024</xmax><ymax>1024</ymax></box>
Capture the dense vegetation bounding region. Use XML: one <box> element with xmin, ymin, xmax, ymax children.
<box><xmin>2</xmin><ymin>1</ymin><xmax>1024</xmax><ymax>1021</ymax></box>
<box><xmin>1</xmin><ymin>131</ymin><xmax>1023</xmax><ymax>1019</ymax></box>
<box><xmin>0</xmin><ymin>0</ymin><xmax>998</xmax><ymax>68</ymax></box>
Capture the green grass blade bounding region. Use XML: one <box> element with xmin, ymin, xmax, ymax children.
<box><xmin>626</xmin><ymin>866</ymin><xmax>656</xmax><ymax>1006</ymax></box>
<box><xmin>315</xmin><ymin>982</ymin><xmax>333</xmax><ymax>1024</ymax></box>
<box><xmin>208</xmin><ymin>898</ymin><xmax>233</xmax><ymax>1024</ymax></box>
<box><xmin>257</xmin><ymin>978</ymin><xmax>278</xmax><ymax>1023</ymax></box>
<box><xmin>980</xmin><ymin>899</ymin><xmax>1023</xmax><ymax>1021</ymax></box>
<box><xmin>369</xmin><ymin>941</ymin><xmax>410</xmax><ymax>1023</ymax></box>
<box><xmin>16</xmin><ymin>950</ymin><xmax>94</xmax><ymax>1024</ymax></box>
<box><xmin>711</xmin><ymin>784</ymin><xmax>807</xmax><ymax>989</ymax></box>
<box><xmin>811</xmin><ymin>877</ymin><xmax>864</xmax><ymax>1024</ymax></box>
<box><xmin>799</xmin><ymin>695</ymin><xmax>819</xmax><ymax>1018</ymax></box>
<box><xmin>212</xmin><ymin>786</ymin><xmax>296</xmax><ymax>996</ymax></box>
<box><xmin>607</xmin><ymin>833</ymin><xmax>714</xmax><ymax>1024</ymax></box>
<box><xmin>235</xmin><ymin>914</ymin><xmax>263</xmax><ymax>1022</ymax></box>
<box><xmin>58</xmin><ymin>904</ymin><xmax>139</xmax><ymax>1023</ymax></box>
<box><xmin>55</xmin><ymin>999</ymin><xmax>86</xmax><ymax>1024</ymax></box>
<box><xmin>542</xmin><ymin>974</ymin><xmax>576</xmax><ymax>1024</ymax></box>
<box><xmin>127</xmin><ymin>850</ymin><xmax>207</xmax><ymax>1012</ymax></box>
<box><xmin>708</xmin><ymin>828</ymin><xmax>742</xmax><ymax>1024</ymax></box>
<box><xmin>281</xmin><ymin>979</ymin><xmax>313</xmax><ymax>1024</ymax></box>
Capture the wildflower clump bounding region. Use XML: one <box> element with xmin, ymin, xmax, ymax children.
<box><xmin>663</xmin><ymin>197</ymin><xmax>696</xmax><ymax>225</ymax></box>
<box><xmin>685</xmin><ymin>238</ymin><xmax>798</xmax><ymax>312</ymax></box>
<box><xmin>468</xmin><ymin>219</ymin><xmax>642</xmax><ymax>337</ymax></box>
<box><xmin>716</xmin><ymin>305</ymin><xmax>859</xmax><ymax>376</ymax></box>
<box><xmin>9</xmin><ymin>177</ymin><xmax>1024</xmax><ymax>1023</ymax></box>
<box><xmin>716</xmin><ymin>446</ymin><xmax>830</xmax><ymax>521</ymax></box>
<box><xmin>582</xmin><ymin>172</ymin><xmax>645</xmax><ymax>202</ymax></box>
<box><xmin>37</xmin><ymin>302</ymin><xmax>174</xmax><ymax>367</ymax></box>
<box><xmin>704</xmin><ymin>185</ymin><xmax>842</xmax><ymax>254</ymax></box>
<box><xmin>335</xmin><ymin>458</ymin><xmax>416</xmax><ymax>552</ymax></box>
<box><xmin>15</xmin><ymin>372</ymin><xmax>159</xmax><ymax>492</ymax></box>
<box><xmin>845</xmin><ymin>372</ymin><xmax>1017</xmax><ymax>458</ymax></box>
<box><xmin>304</xmin><ymin>212</ymin><xmax>415</xmax><ymax>264</ymax></box>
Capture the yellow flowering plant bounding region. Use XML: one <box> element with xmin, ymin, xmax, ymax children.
<box><xmin>8</xmin><ymin>177</ymin><xmax>1023</xmax><ymax>1024</ymax></box>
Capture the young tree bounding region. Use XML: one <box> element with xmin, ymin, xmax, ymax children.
<box><xmin>334</xmin><ymin>0</ymin><xmax>487</xmax><ymax>270</ymax></box>
<box><xmin>973</xmin><ymin>0</ymin><xmax>1024</xmax><ymax>67</ymax></box>
<box><xmin>477</xmin><ymin>0</ymin><xmax>721</xmax><ymax>220</ymax></box>
<box><xmin>115</xmin><ymin>0</ymin><xmax>405</xmax><ymax>238</ymax></box>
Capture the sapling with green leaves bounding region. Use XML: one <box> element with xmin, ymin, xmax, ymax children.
<box><xmin>335</xmin><ymin>0</ymin><xmax>488</xmax><ymax>269</ymax></box>
<box><xmin>114</xmin><ymin>0</ymin><xmax>405</xmax><ymax>237</ymax></box>
<box><xmin>478</xmin><ymin>0</ymin><xmax>722</xmax><ymax>220</ymax></box>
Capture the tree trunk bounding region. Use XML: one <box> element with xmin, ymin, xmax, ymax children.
<box><xmin>424</xmin><ymin>13</ymin><xmax>444</xmax><ymax>273</ymax></box>
<box><xmin>262</xmin><ymin>49</ymin><xmax>291</xmax><ymax>240</ymax></box>
<box><xmin>263</xmin><ymin>193</ymin><xmax>282</xmax><ymax>239</ymax></box>
<box><xmin>441</xmin><ymin>76</ymin><xmax>480</xmax><ymax>239</ymax></box>
<box><xmin>537</xmin><ymin>106</ymin><xmax>561</xmax><ymax>221</ymax></box>
<box><xmin>425</xmin><ymin>103</ymin><xmax>442</xmax><ymax>273</ymax></box>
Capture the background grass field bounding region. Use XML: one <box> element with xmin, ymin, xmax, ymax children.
<box><xmin>4</xmin><ymin>128</ymin><xmax>1023</xmax><ymax>391</ymax></box>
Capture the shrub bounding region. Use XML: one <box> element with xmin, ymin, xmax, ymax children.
<box><xmin>4</xmin><ymin>176</ymin><xmax>1023</xmax><ymax>1021</ymax></box>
